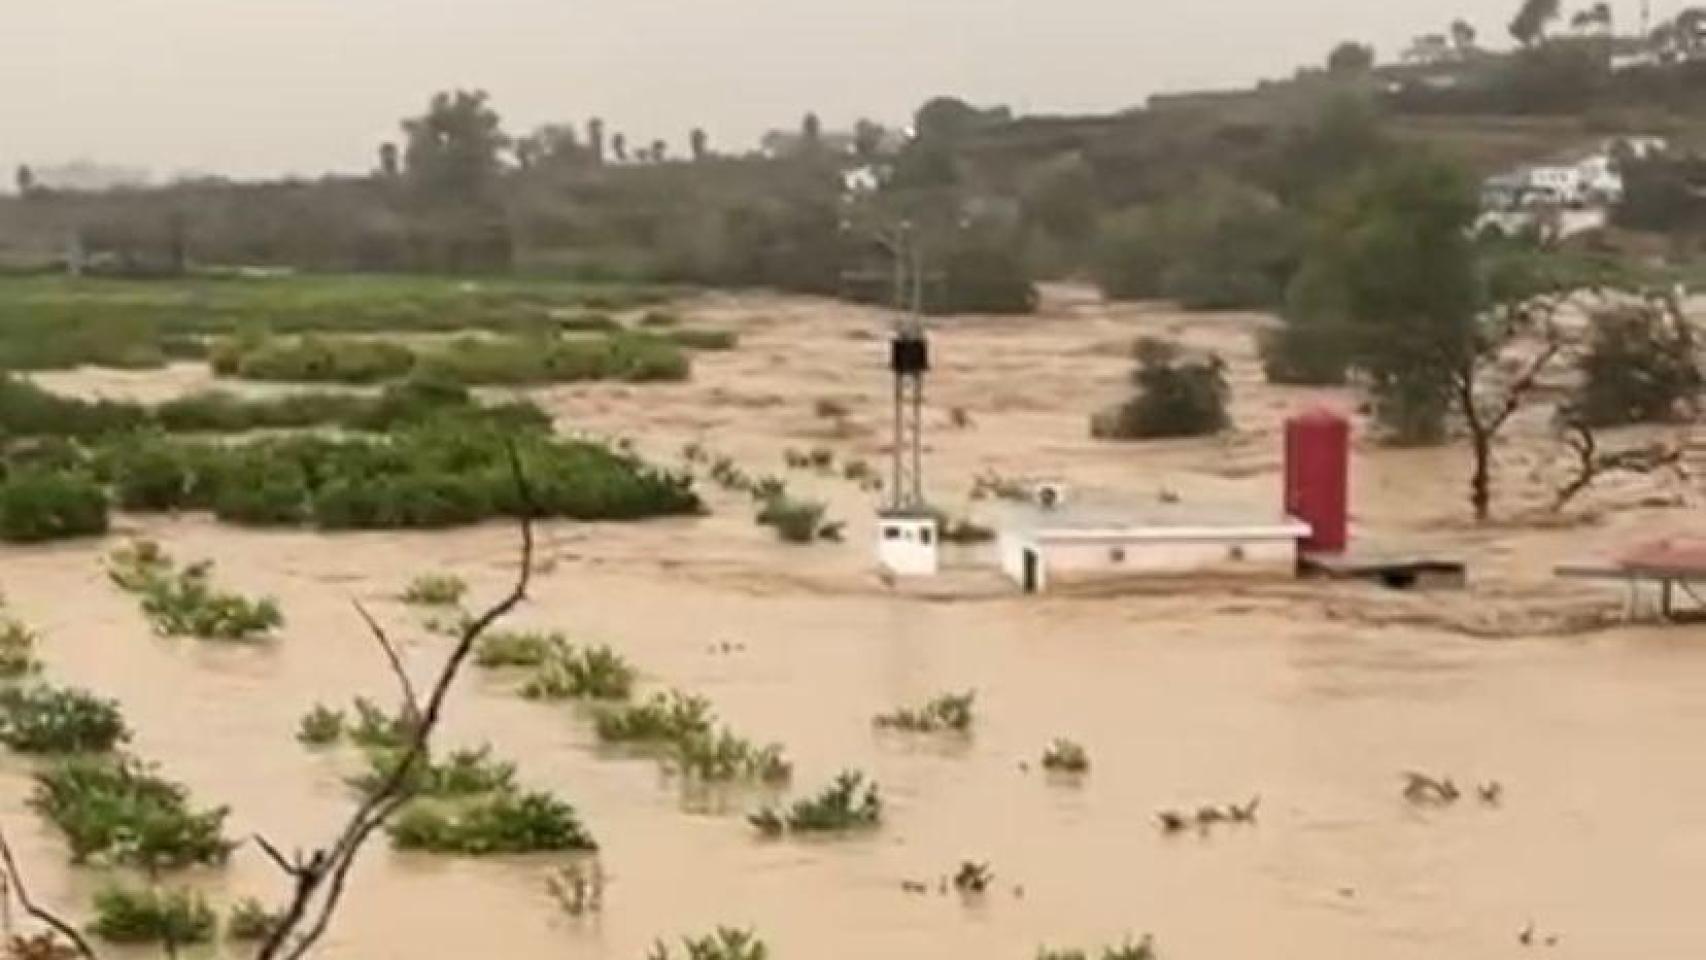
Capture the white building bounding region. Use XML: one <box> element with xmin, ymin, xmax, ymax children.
<box><xmin>877</xmin><ymin>511</ymin><xmax>940</xmax><ymax>577</ymax></box>
<box><xmin>996</xmin><ymin>500</ymin><xmax>1310</xmax><ymax>594</ymax></box>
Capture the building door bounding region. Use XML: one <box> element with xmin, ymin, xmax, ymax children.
<box><xmin>1022</xmin><ymin>549</ymin><xmax>1040</xmax><ymax>594</ymax></box>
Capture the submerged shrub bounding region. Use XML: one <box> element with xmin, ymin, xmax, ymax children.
<box><xmin>231</xmin><ymin>336</ymin><xmax>415</xmax><ymax>384</ymax></box>
<box><xmin>1092</xmin><ymin>338</ymin><xmax>1230</xmax><ymax>441</ymax></box>
<box><xmin>521</xmin><ymin>643</ymin><xmax>636</xmax><ymax>702</ymax></box>
<box><xmin>0</xmin><ymin>471</ymin><xmax>109</xmax><ymax>544</ymax></box>
<box><xmin>1036</xmin><ymin>936</ymin><xmax>1157</xmax><ymax>960</ymax></box>
<box><xmin>672</xmin><ymin>729</ymin><xmax>792</xmax><ymax>785</ymax></box>
<box><xmin>666</xmin><ymin>329</ymin><xmax>739</xmax><ymax>351</ymax></box>
<box><xmin>755</xmin><ymin>496</ymin><xmax>830</xmax><ymax>544</ymax></box>
<box><xmin>0</xmin><ymin>616</ymin><xmax>41</xmax><ymax>678</ymax></box>
<box><xmin>749</xmin><ymin>771</ymin><xmax>882</xmax><ymax>836</ymax></box>
<box><xmin>87</xmin><ymin>886</ymin><xmax>216</xmax><ymax>946</ymax></box>
<box><xmin>349</xmin><ymin>745</ymin><xmax>517</xmax><ymax>800</ymax></box>
<box><xmin>106</xmin><ymin>426</ymin><xmax>699</xmax><ymax>531</ymax></box>
<box><xmin>106</xmin><ymin>543</ymin><xmax>283</xmax><ymax>641</ymax></box>
<box><xmin>0</xmin><ymin>684</ymin><xmax>129</xmax><ymax>753</ymax></box>
<box><xmin>226</xmin><ymin>898</ymin><xmax>283</xmax><ymax>942</ymax></box>
<box><xmin>388</xmin><ymin>789</ymin><xmax>597</xmax><ymax>855</ymax></box>
<box><xmin>347</xmin><ymin>696</ymin><xmax>417</xmax><ymax>749</ymax></box>
<box><xmin>474</xmin><ymin>630</ymin><xmax>560</xmax><ymax>668</ymax></box>
<box><xmin>874</xmin><ymin>691</ymin><xmax>975</xmax><ymax>733</ymax></box>
<box><xmin>31</xmin><ymin>755</ymin><xmax>232</xmax><ymax>869</ymax></box>
<box><xmin>1041</xmin><ymin>738</ymin><xmax>1091</xmax><ymax>774</ymax></box>
<box><xmin>296</xmin><ymin>704</ymin><xmax>346</xmax><ymax>746</ymax></box>
<box><xmin>594</xmin><ymin>690</ymin><xmax>714</xmax><ymax>745</ymax></box>
<box><xmin>401</xmin><ymin>574</ymin><xmax>468</xmax><ymax>607</ymax></box>
<box><xmin>647</xmin><ymin>928</ymin><xmax>768</xmax><ymax>960</ymax></box>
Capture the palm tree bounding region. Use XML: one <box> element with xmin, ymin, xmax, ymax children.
<box><xmin>690</xmin><ymin>128</ymin><xmax>709</xmax><ymax>161</ymax></box>
<box><xmin>611</xmin><ymin>132</ymin><xmax>628</xmax><ymax>163</ymax></box>
<box><xmin>14</xmin><ymin>165</ymin><xmax>34</xmax><ymax>195</ymax></box>
<box><xmin>1450</xmin><ymin>18</ymin><xmax>1478</xmax><ymax>52</ymax></box>
<box><xmin>588</xmin><ymin>118</ymin><xmax>607</xmax><ymax>165</ymax></box>
<box><xmin>1510</xmin><ymin>0</ymin><xmax>1562</xmax><ymax>45</ymax></box>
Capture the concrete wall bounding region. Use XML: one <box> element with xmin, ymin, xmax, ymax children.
<box><xmin>1002</xmin><ymin>531</ymin><xmax>1299</xmax><ymax>592</ymax></box>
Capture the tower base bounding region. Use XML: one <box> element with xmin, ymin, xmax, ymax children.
<box><xmin>877</xmin><ymin>512</ymin><xmax>940</xmax><ymax>577</ymax></box>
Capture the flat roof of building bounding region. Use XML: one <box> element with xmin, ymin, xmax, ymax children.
<box><xmin>1000</xmin><ymin>498</ymin><xmax>1310</xmax><ymax>542</ymax></box>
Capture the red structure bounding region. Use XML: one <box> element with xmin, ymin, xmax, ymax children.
<box><xmin>1284</xmin><ymin>409</ymin><xmax>1350</xmax><ymax>555</ymax></box>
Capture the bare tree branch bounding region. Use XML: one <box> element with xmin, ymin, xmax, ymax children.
<box><xmin>0</xmin><ymin>826</ymin><xmax>99</xmax><ymax>960</ymax></box>
<box><xmin>256</xmin><ymin>446</ymin><xmax>535</xmax><ymax>960</ymax></box>
<box><xmin>1552</xmin><ymin>420</ymin><xmax>1685</xmax><ymax>512</ymax></box>
<box><xmin>352</xmin><ymin>601</ymin><xmax>420</xmax><ymax>723</ymax></box>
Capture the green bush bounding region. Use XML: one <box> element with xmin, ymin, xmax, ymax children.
<box><xmin>388</xmin><ymin>789</ymin><xmax>597</xmax><ymax>855</ymax></box>
<box><xmin>1571</xmin><ymin>303</ymin><xmax>1703</xmax><ymax>427</ymax></box>
<box><xmin>749</xmin><ymin>771</ymin><xmax>881</xmax><ymax>836</ymax></box>
<box><xmin>0</xmin><ymin>471</ymin><xmax>109</xmax><ymax>543</ymax></box>
<box><xmin>1041</xmin><ymin>738</ymin><xmax>1091</xmax><ymax>774</ymax></box>
<box><xmin>638</xmin><ymin>310</ymin><xmax>682</xmax><ymax>329</ymax></box>
<box><xmin>347</xmin><ymin>696</ymin><xmax>417</xmax><ymax>749</ymax></box>
<box><xmin>756</xmin><ymin>496</ymin><xmax>829</xmax><ymax>544</ymax></box>
<box><xmin>672</xmin><ymin>729</ymin><xmax>792</xmax><ymax>784</ymax></box>
<box><xmin>401</xmin><ymin>574</ymin><xmax>468</xmax><ymax>607</ymax></box>
<box><xmin>647</xmin><ymin>928</ymin><xmax>768</xmax><ymax>960</ymax></box>
<box><xmin>1092</xmin><ymin>338</ymin><xmax>1230</xmax><ymax>440</ymax></box>
<box><xmin>595</xmin><ymin>691</ymin><xmax>715</xmax><ymax>746</ymax></box>
<box><xmin>107</xmin><ymin>543</ymin><xmax>283</xmax><ymax>641</ymax></box>
<box><xmin>232</xmin><ymin>335</ymin><xmax>415</xmax><ymax>384</ymax></box>
<box><xmin>296</xmin><ymin>704</ymin><xmax>345</xmax><ymax>746</ymax></box>
<box><xmin>873</xmin><ymin>691</ymin><xmax>975</xmax><ymax>733</ymax></box>
<box><xmin>521</xmin><ymin>643</ymin><xmax>636</xmax><ymax>701</ymax></box>
<box><xmin>87</xmin><ymin>886</ymin><xmax>216</xmax><ymax>946</ymax></box>
<box><xmin>102</xmin><ymin>426</ymin><xmax>699</xmax><ymax>532</ymax></box>
<box><xmin>0</xmin><ymin>616</ymin><xmax>41</xmax><ymax>678</ymax></box>
<box><xmin>31</xmin><ymin>755</ymin><xmax>232</xmax><ymax>869</ymax></box>
<box><xmin>348</xmin><ymin>744</ymin><xmax>518</xmax><ymax>800</ymax></box>
<box><xmin>1259</xmin><ymin>323</ymin><xmax>1351</xmax><ymax>386</ymax></box>
<box><xmin>474</xmin><ymin>630</ymin><xmax>560</xmax><ymax>668</ymax></box>
<box><xmin>0</xmin><ymin>376</ymin><xmax>147</xmax><ymax>439</ymax></box>
<box><xmin>226</xmin><ymin>898</ymin><xmax>283</xmax><ymax>942</ymax></box>
<box><xmin>0</xmin><ymin>684</ymin><xmax>129</xmax><ymax>753</ymax></box>
<box><xmin>1036</xmin><ymin>937</ymin><xmax>1156</xmax><ymax>960</ymax></box>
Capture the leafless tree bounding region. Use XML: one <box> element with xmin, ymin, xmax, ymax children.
<box><xmin>0</xmin><ymin>453</ymin><xmax>537</xmax><ymax>960</ymax></box>
<box><xmin>1551</xmin><ymin>420</ymin><xmax>1684</xmax><ymax>512</ymax></box>
<box><xmin>1454</xmin><ymin>290</ymin><xmax>1576</xmax><ymax>522</ymax></box>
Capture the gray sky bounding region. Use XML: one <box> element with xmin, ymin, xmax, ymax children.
<box><xmin>0</xmin><ymin>0</ymin><xmax>1676</xmax><ymax>180</ymax></box>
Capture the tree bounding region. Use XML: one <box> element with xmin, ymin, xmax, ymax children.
<box><xmin>513</xmin><ymin>124</ymin><xmax>584</xmax><ymax>171</ymax></box>
<box><xmin>1570</xmin><ymin>296</ymin><xmax>1703</xmax><ymax>427</ymax></box>
<box><xmin>1327</xmin><ymin>41</ymin><xmax>1376</xmax><ymax>74</ymax></box>
<box><xmin>802</xmin><ymin>112</ymin><xmax>822</xmax><ymax>148</ymax></box>
<box><xmin>1403</xmin><ymin>33</ymin><xmax>1452</xmax><ymax>64</ymax></box>
<box><xmin>1510</xmin><ymin>0</ymin><xmax>1562</xmax><ymax>45</ymax></box>
<box><xmin>400</xmin><ymin>90</ymin><xmax>509</xmax><ymax>204</ymax></box>
<box><xmin>1451</xmin><ymin>18</ymin><xmax>1479</xmax><ymax>52</ymax></box>
<box><xmin>1091</xmin><ymin>338</ymin><xmax>1231</xmax><ymax>440</ymax></box>
<box><xmin>1571</xmin><ymin>2</ymin><xmax>1613</xmax><ymax>33</ymax></box>
<box><xmin>1294</xmin><ymin>155</ymin><xmax>1480</xmax><ymax>446</ymax></box>
<box><xmin>1551</xmin><ymin>420</ymin><xmax>1683</xmax><ymax>512</ymax></box>
<box><xmin>853</xmin><ymin>119</ymin><xmax>886</xmax><ymax>160</ymax></box>
<box><xmin>650</xmin><ymin>139</ymin><xmax>668</xmax><ymax>163</ymax></box>
<box><xmin>690</xmin><ymin>128</ymin><xmax>709</xmax><ymax>162</ymax></box>
<box><xmin>377</xmin><ymin>143</ymin><xmax>400</xmax><ymax>179</ymax></box>
<box><xmin>14</xmin><ymin>164</ymin><xmax>34</xmax><ymax>195</ymax></box>
<box><xmin>587</xmin><ymin>118</ymin><xmax>607</xmax><ymax>165</ymax></box>
<box><xmin>611</xmin><ymin>132</ymin><xmax>628</xmax><ymax>163</ymax></box>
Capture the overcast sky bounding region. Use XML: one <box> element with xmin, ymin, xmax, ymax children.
<box><xmin>0</xmin><ymin>0</ymin><xmax>1679</xmax><ymax>179</ymax></box>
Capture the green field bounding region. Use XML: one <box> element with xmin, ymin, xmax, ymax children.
<box><xmin>0</xmin><ymin>273</ymin><xmax>676</xmax><ymax>371</ymax></box>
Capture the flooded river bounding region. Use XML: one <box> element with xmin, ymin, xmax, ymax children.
<box><xmin>7</xmin><ymin>290</ymin><xmax>1706</xmax><ymax>958</ymax></box>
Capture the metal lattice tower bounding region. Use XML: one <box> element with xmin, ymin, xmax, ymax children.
<box><xmin>887</xmin><ymin>232</ymin><xmax>929</xmax><ymax>514</ymax></box>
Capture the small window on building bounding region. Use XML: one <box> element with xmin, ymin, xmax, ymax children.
<box><xmin>1109</xmin><ymin>547</ymin><xmax>1126</xmax><ymax>564</ymax></box>
<box><xmin>920</xmin><ymin>527</ymin><xmax>934</xmax><ymax>546</ymax></box>
<box><xmin>1228</xmin><ymin>545</ymin><xmax>1247</xmax><ymax>562</ymax></box>
<box><xmin>883</xmin><ymin>526</ymin><xmax>902</xmax><ymax>541</ymax></box>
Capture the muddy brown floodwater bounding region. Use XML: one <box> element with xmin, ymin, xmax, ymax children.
<box><xmin>10</xmin><ymin>288</ymin><xmax>1706</xmax><ymax>959</ymax></box>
